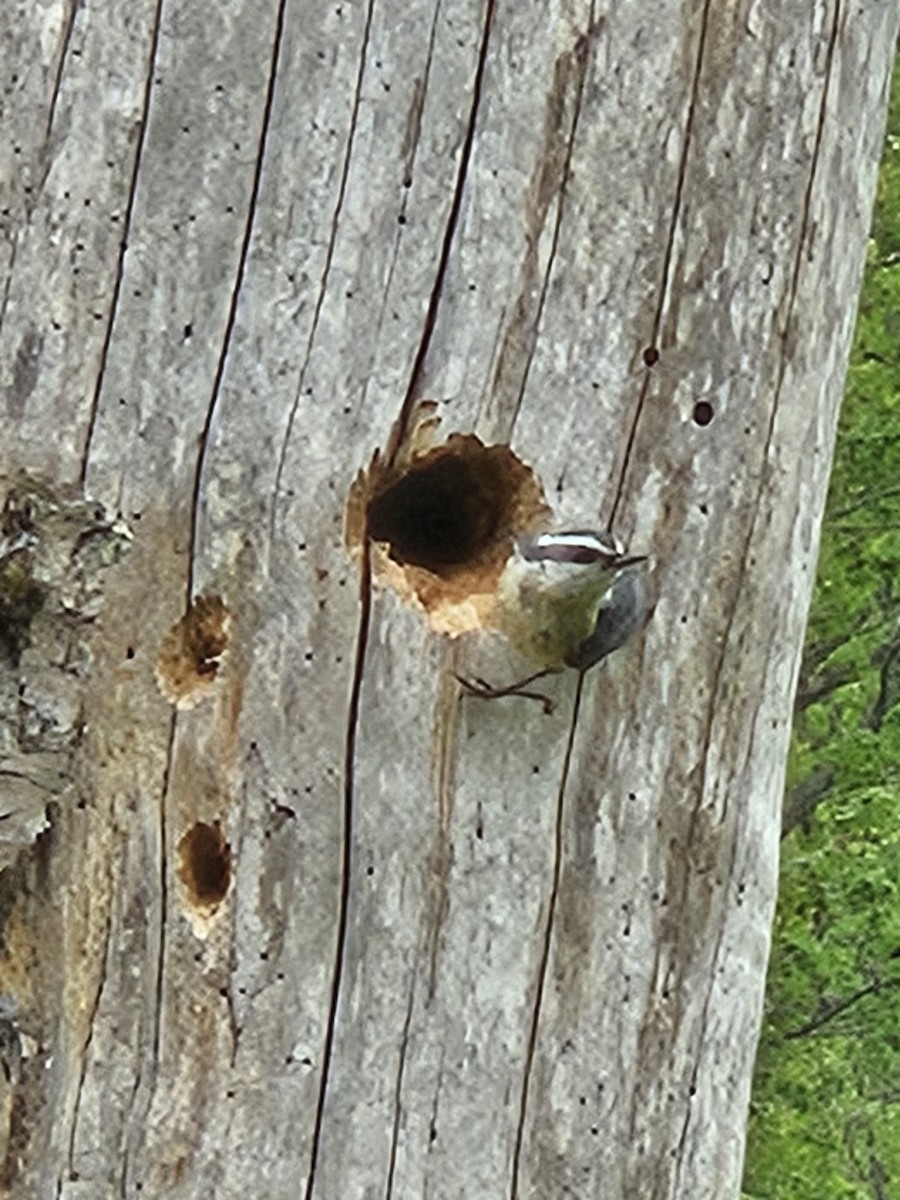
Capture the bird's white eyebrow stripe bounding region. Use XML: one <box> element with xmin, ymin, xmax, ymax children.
<box><xmin>532</xmin><ymin>532</ymin><xmax>620</xmax><ymax>552</ymax></box>
<box><xmin>520</xmin><ymin>531</ymin><xmax>624</xmax><ymax>564</ymax></box>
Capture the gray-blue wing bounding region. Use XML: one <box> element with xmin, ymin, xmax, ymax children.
<box><xmin>565</xmin><ymin>569</ymin><xmax>648</xmax><ymax>671</ymax></box>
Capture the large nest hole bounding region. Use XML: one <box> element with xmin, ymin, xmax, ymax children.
<box><xmin>369</xmin><ymin>448</ymin><xmax>508</xmax><ymax>571</ymax></box>
<box><xmin>346</xmin><ymin>404</ymin><xmax>550</xmax><ymax>635</ymax></box>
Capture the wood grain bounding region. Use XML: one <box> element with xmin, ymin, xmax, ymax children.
<box><xmin>0</xmin><ymin>0</ymin><xmax>896</xmax><ymax>1196</ymax></box>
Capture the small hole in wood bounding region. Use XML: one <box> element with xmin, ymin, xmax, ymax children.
<box><xmin>692</xmin><ymin>400</ymin><xmax>714</xmax><ymax>427</ymax></box>
<box><xmin>178</xmin><ymin>821</ymin><xmax>232</xmax><ymax>910</ymax></box>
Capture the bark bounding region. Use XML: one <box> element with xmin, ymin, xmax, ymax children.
<box><xmin>0</xmin><ymin>1</ymin><xmax>896</xmax><ymax>1198</ymax></box>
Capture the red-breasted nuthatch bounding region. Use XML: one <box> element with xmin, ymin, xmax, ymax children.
<box><xmin>458</xmin><ymin>530</ymin><xmax>648</xmax><ymax>710</ymax></box>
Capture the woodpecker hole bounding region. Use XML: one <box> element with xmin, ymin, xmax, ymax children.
<box><xmin>178</xmin><ymin>821</ymin><xmax>232</xmax><ymax>911</ymax></box>
<box><xmin>692</xmin><ymin>400</ymin><xmax>714</xmax><ymax>427</ymax></box>
<box><xmin>368</xmin><ymin>451</ymin><xmax>505</xmax><ymax>570</ymax></box>
<box><xmin>345</xmin><ymin>403</ymin><xmax>550</xmax><ymax>636</ymax></box>
<box><xmin>156</xmin><ymin>594</ymin><xmax>230</xmax><ymax>708</ymax></box>
<box><xmin>642</xmin><ymin>346</ymin><xmax>659</xmax><ymax>367</ymax></box>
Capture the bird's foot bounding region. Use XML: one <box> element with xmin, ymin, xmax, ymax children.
<box><xmin>454</xmin><ymin>668</ymin><xmax>561</xmax><ymax>715</ymax></box>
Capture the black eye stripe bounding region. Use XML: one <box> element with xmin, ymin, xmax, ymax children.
<box><xmin>521</xmin><ymin>543</ymin><xmax>617</xmax><ymax>565</ymax></box>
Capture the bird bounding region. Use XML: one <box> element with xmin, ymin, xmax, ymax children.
<box><xmin>457</xmin><ymin>530</ymin><xmax>648</xmax><ymax>712</ymax></box>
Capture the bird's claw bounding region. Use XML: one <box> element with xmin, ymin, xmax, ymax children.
<box><xmin>454</xmin><ymin>672</ymin><xmax>557</xmax><ymax>715</ymax></box>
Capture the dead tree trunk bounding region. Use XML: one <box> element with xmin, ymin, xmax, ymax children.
<box><xmin>0</xmin><ymin>2</ymin><xmax>896</xmax><ymax>1197</ymax></box>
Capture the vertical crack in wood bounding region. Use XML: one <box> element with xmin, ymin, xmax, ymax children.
<box><xmin>505</xmin><ymin>18</ymin><xmax>598</xmax><ymax>434</ymax></box>
<box><xmin>694</xmin><ymin>0</ymin><xmax>844</xmax><ymax>827</ymax></box>
<box><xmin>384</xmin><ymin>969</ymin><xmax>417</xmax><ymax>1199</ymax></box>
<box><xmin>425</xmin><ymin>1045</ymin><xmax>445</xmax><ymax>1163</ymax></box>
<box><xmin>387</xmin><ymin>0</ymin><xmax>499</xmax><ymax>465</ymax></box>
<box><xmin>699</xmin><ymin>0</ymin><xmax>844</xmax><ymax>636</ymax></box>
<box><xmin>670</xmin><ymin>819</ymin><xmax>743</xmax><ymax>1183</ymax></box>
<box><xmin>426</xmin><ymin>644</ymin><xmax>463</xmax><ymax>1001</ymax></box>
<box><xmin>303</xmin><ymin>541</ymin><xmax>373</xmax><ymax>1200</ymax></box>
<box><xmin>290</xmin><ymin>9</ymin><xmax>379</xmax><ymax>1193</ymax></box>
<box><xmin>44</xmin><ymin>0</ymin><xmax>80</xmax><ymax>143</ymax></box>
<box><xmin>607</xmin><ymin>0</ymin><xmax>714</xmax><ymax>528</ymax></box>
<box><xmin>77</xmin><ymin>0</ymin><xmax>166</xmax><ymax>486</ymax></box>
<box><xmin>118</xmin><ymin>709</ymin><xmax>176</xmax><ymax>1199</ymax></box>
<box><xmin>63</xmin><ymin>904</ymin><xmax>113</xmax><ymax>1184</ymax></box>
<box><xmin>0</xmin><ymin>242</ymin><xmax>16</xmax><ymax>332</ymax></box>
<box><xmin>357</xmin><ymin>3</ymin><xmax>441</xmax><ymax>418</ymax></box>
<box><xmin>680</xmin><ymin>0</ymin><xmax>844</xmax><ymax>912</ymax></box>
<box><xmin>270</xmin><ymin>0</ymin><xmax>378</xmax><ymax>535</ymax></box>
<box><xmin>301</xmin><ymin>3</ymin><xmax>497</xmax><ymax>1182</ymax></box>
<box><xmin>650</xmin><ymin>7</ymin><xmax>846</xmax><ymax>1183</ymax></box>
<box><xmin>509</xmin><ymin>670</ymin><xmax>586</xmax><ymax>1200</ymax></box>
<box><xmin>777</xmin><ymin>0</ymin><xmax>844</xmax><ymax>368</ymax></box>
<box><xmin>187</xmin><ymin>0</ymin><xmax>291</xmax><ymax>590</ymax></box>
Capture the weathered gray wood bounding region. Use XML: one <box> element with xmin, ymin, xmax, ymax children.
<box><xmin>0</xmin><ymin>0</ymin><xmax>896</xmax><ymax>1197</ymax></box>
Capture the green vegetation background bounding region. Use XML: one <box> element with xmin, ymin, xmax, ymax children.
<box><xmin>742</xmin><ymin>60</ymin><xmax>900</xmax><ymax>1200</ymax></box>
